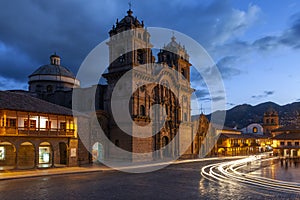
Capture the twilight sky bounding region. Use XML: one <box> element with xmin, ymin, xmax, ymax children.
<box><xmin>1</xmin><ymin>0</ymin><xmax>300</xmax><ymax>114</ymax></box>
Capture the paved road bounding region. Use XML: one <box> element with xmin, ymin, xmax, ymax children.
<box><xmin>0</xmin><ymin>160</ymin><xmax>298</xmax><ymax>200</ymax></box>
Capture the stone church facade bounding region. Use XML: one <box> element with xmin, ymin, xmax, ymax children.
<box><xmin>26</xmin><ymin>9</ymin><xmax>208</xmax><ymax>163</ymax></box>
<box><xmin>87</xmin><ymin>9</ymin><xmax>201</xmax><ymax>162</ymax></box>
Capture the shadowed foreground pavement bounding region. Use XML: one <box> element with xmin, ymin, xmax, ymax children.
<box><xmin>0</xmin><ymin>159</ymin><xmax>299</xmax><ymax>200</ymax></box>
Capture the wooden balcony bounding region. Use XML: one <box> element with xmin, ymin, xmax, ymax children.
<box><xmin>0</xmin><ymin>127</ymin><xmax>75</xmax><ymax>137</ymax></box>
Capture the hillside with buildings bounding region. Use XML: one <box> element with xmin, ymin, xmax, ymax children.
<box><xmin>203</xmin><ymin>101</ymin><xmax>300</xmax><ymax>129</ymax></box>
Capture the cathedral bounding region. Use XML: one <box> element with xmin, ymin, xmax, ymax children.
<box><xmin>26</xmin><ymin>9</ymin><xmax>207</xmax><ymax>162</ymax></box>
<box><xmin>84</xmin><ymin>8</ymin><xmax>205</xmax><ymax>162</ymax></box>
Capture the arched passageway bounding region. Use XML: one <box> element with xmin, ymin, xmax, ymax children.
<box><xmin>18</xmin><ymin>142</ymin><xmax>35</xmax><ymax>169</ymax></box>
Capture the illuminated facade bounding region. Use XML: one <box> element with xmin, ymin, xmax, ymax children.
<box><xmin>0</xmin><ymin>91</ymin><xmax>84</xmax><ymax>169</ymax></box>
<box><xmin>272</xmin><ymin>132</ymin><xmax>300</xmax><ymax>157</ymax></box>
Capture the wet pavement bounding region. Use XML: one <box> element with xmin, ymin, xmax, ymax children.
<box><xmin>0</xmin><ymin>159</ymin><xmax>299</xmax><ymax>200</ymax></box>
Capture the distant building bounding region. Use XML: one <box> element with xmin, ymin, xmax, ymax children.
<box><xmin>216</xmin><ymin>127</ymin><xmax>271</xmax><ymax>156</ymax></box>
<box><xmin>241</xmin><ymin>123</ymin><xmax>264</xmax><ymax>135</ymax></box>
<box><xmin>272</xmin><ymin>132</ymin><xmax>300</xmax><ymax>157</ymax></box>
<box><xmin>0</xmin><ymin>91</ymin><xmax>89</xmax><ymax>169</ymax></box>
<box><xmin>271</xmin><ymin>125</ymin><xmax>300</xmax><ymax>137</ymax></box>
<box><xmin>263</xmin><ymin>107</ymin><xmax>280</xmax><ymax>134</ymax></box>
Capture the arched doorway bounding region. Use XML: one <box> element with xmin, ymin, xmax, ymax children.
<box><xmin>18</xmin><ymin>142</ymin><xmax>35</xmax><ymax>169</ymax></box>
<box><xmin>0</xmin><ymin>142</ymin><xmax>16</xmax><ymax>170</ymax></box>
<box><xmin>92</xmin><ymin>142</ymin><xmax>104</xmax><ymax>163</ymax></box>
<box><xmin>38</xmin><ymin>142</ymin><xmax>52</xmax><ymax>168</ymax></box>
<box><xmin>59</xmin><ymin>142</ymin><xmax>68</xmax><ymax>165</ymax></box>
<box><xmin>162</xmin><ymin>136</ymin><xmax>170</xmax><ymax>158</ymax></box>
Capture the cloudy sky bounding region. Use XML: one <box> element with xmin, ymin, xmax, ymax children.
<box><xmin>1</xmin><ymin>0</ymin><xmax>300</xmax><ymax>114</ymax></box>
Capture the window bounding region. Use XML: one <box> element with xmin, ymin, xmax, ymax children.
<box><xmin>140</xmin><ymin>105</ymin><xmax>146</xmax><ymax>116</ymax></box>
<box><xmin>24</xmin><ymin>119</ymin><xmax>36</xmax><ymax>129</ymax></box>
<box><xmin>69</xmin><ymin>120</ymin><xmax>74</xmax><ymax>130</ymax></box>
<box><xmin>280</xmin><ymin>141</ymin><xmax>284</xmax><ymax>146</ymax></box>
<box><xmin>24</xmin><ymin>119</ymin><xmax>28</xmax><ymax>128</ymax></box>
<box><xmin>137</xmin><ymin>50</ymin><xmax>143</xmax><ymax>64</ymax></box>
<box><xmin>10</xmin><ymin>119</ymin><xmax>16</xmax><ymax>127</ymax></box>
<box><xmin>5</xmin><ymin>119</ymin><xmax>16</xmax><ymax>128</ymax></box>
<box><xmin>46</xmin><ymin>121</ymin><xmax>51</xmax><ymax>130</ymax></box>
<box><xmin>39</xmin><ymin>147</ymin><xmax>50</xmax><ymax>164</ymax></box>
<box><xmin>266</xmin><ymin>119</ymin><xmax>270</xmax><ymax>124</ymax></box>
<box><xmin>30</xmin><ymin>120</ymin><xmax>36</xmax><ymax>129</ymax></box>
<box><xmin>60</xmin><ymin>122</ymin><xmax>66</xmax><ymax>131</ymax></box>
<box><xmin>295</xmin><ymin>142</ymin><xmax>299</xmax><ymax>146</ymax></box>
<box><xmin>47</xmin><ymin>85</ymin><xmax>53</xmax><ymax>93</ymax></box>
<box><xmin>287</xmin><ymin>142</ymin><xmax>292</xmax><ymax>146</ymax></box>
<box><xmin>0</xmin><ymin>147</ymin><xmax>5</xmax><ymax>160</ymax></box>
<box><xmin>253</xmin><ymin>127</ymin><xmax>258</xmax><ymax>133</ymax></box>
<box><xmin>271</xmin><ymin>119</ymin><xmax>274</xmax><ymax>124</ymax></box>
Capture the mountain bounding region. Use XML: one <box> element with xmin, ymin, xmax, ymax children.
<box><xmin>196</xmin><ymin>101</ymin><xmax>300</xmax><ymax>129</ymax></box>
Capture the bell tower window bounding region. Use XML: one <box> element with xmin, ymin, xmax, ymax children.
<box><xmin>137</xmin><ymin>49</ymin><xmax>144</xmax><ymax>64</ymax></box>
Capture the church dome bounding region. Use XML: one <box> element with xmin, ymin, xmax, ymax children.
<box><xmin>30</xmin><ymin>64</ymin><xmax>75</xmax><ymax>79</ymax></box>
<box><xmin>29</xmin><ymin>54</ymin><xmax>75</xmax><ymax>78</ymax></box>
<box><xmin>28</xmin><ymin>54</ymin><xmax>80</xmax><ymax>93</ymax></box>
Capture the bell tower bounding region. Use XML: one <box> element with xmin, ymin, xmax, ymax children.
<box><xmin>106</xmin><ymin>9</ymin><xmax>153</xmax><ymax>75</ymax></box>
<box><xmin>157</xmin><ymin>36</ymin><xmax>191</xmax><ymax>82</ymax></box>
<box><xmin>263</xmin><ymin>108</ymin><xmax>279</xmax><ymax>134</ymax></box>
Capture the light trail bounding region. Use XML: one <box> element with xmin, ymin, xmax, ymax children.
<box><xmin>201</xmin><ymin>155</ymin><xmax>300</xmax><ymax>194</ymax></box>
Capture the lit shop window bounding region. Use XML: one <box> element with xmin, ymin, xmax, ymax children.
<box><xmin>0</xmin><ymin>147</ymin><xmax>5</xmax><ymax>160</ymax></box>
<box><xmin>39</xmin><ymin>147</ymin><xmax>50</xmax><ymax>164</ymax></box>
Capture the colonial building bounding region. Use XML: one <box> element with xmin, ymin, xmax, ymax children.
<box><xmin>272</xmin><ymin>132</ymin><xmax>300</xmax><ymax>157</ymax></box>
<box><xmin>0</xmin><ymin>91</ymin><xmax>89</xmax><ymax>169</ymax></box>
<box><xmin>28</xmin><ymin>53</ymin><xmax>80</xmax><ymax>108</ymax></box>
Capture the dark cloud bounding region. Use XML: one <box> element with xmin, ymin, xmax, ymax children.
<box><xmin>0</xmin><ymin>0</ymin><xmax>113</xmax><ymax>89</ymax></box>
<box><xmin>193</xmin><ymin>89</ymin><xmax>210</xmax><ymax>101</ymax></box>
<box><xmin>196</xmin><ymin>56</ymin><xmax>242</xmax><ymax>83</ymax></box>
<box><xmin>215</xmin><ymin>56</ymin><xmax>242</xmax><ymax>79</ymax></box>
<box><xmin>252</xmin><ymin>12</ymin><xmax>300</xmax><ymax>51</ymax></box>
<box><xmin>0</xmin><ymin>0</ymin><xmax>262</xmax><ymax>90</ymax></box>
<box><xmin>251</xmin><ymin>90</ymin><xmax>274</xmax><ymax>99</ymax></box>
<box><xmin>211</xmin><ymin>96</ymin><xmax>225</xmax><ymax>102</ymax></box>
<box><xmin>253</xmin><ymin>36</ymin><xmax>278</xmax><ymax>51</ymax></box>
<box><xmin>192</xmin><ymin>88</ymin><xmax>225</xmax><ymax>103</ymax></box>
<box><xmin>279</xmin><ymin>13</ymin><xmax>300</xmax><ymax>48</ymax></box>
